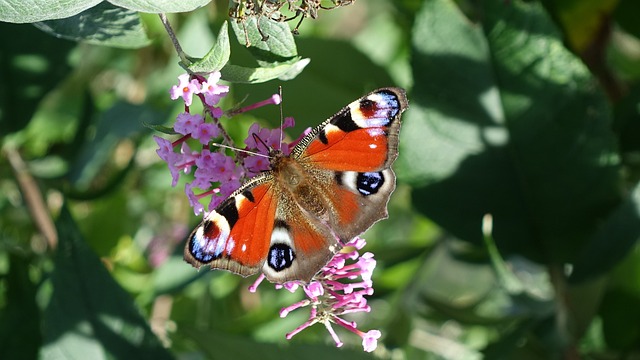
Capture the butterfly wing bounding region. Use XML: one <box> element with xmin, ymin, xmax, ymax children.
<box><xmin>294</xmin><ymin>87</ymin><xmax>408</xmax><ymax>241</ymax></box>
<box><xmin>184</xmin><ymin>174</ymin><xmax>277</xmax><ymax>277</ymax></box>
<box><xmin>293</xmin><ymin>87</ymin><xmax>406</xmax><ymax>172</ymax></box>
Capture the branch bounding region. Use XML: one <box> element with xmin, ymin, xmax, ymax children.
<box><xmin>5</xmin><ymin>147</ymin><xmax>58</xmax><ymax>250</ymax></box>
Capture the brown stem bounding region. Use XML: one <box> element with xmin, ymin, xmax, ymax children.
<box><xmin>5</xmin><ymin>147</ymin><xmax>58</xmax><ymax>250</ymax></box>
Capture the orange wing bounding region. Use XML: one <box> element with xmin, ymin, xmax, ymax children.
<box><xmin>184</xmin><ymin>175</ymin><xmax>277</xmax><ymax>277</ymax></box>
<box><xmin>293</xmin><ymin>87</ymin><xmax>407</xmax><ymax>172</ymax></box>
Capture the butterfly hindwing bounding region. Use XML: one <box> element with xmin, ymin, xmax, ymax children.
<box><xmin>261</xmin><ymin>211</ymin><xmax>339</xmax><ymax>283</ymax></box>
<box><xmin>328</xmin><ymin>168</ymin><xmax>397</xmax><ymax>241</ymax></box>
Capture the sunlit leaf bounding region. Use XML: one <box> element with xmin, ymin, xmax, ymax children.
<box><xmin>107</xmin><ymin>0</ymin><xmax>211</xmax><ymax>13</ymax></box>
<box><xmin>34</xmin><ymin>2</ymin><xmax>151</xmax><ymax>49</ymax></box>
<box><xmin>230</xmin><ymin>16</ymin><xmax>298</xmax><ymax>65</ymax></box>
<box><xmin>0</xmin><ymin>0</ymin><xmax>101</xmax><ymax>23</ymax></box>
<box><xmin>221</xmin><ymin>59</ymin><xmax>309</xmax><ymax>84</ymax></box>
<box><xmin>187</xmin><ymin>21</ymin><xmax>231</xmax><ymax>74</ymax></box>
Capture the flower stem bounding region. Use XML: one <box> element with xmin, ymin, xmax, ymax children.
<box><xmin>159</xmin><ymin>14</ymin><xmax>190</xmax><ymax>67</ymax></box>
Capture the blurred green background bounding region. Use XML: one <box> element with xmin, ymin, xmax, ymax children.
<box><xmin>1</xmin><ymin>0</ymin><xmax>640</xmax><ymax>359</ymax></box>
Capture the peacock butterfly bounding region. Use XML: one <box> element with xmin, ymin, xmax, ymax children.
<box><xmin>184</xmin><ymin>88</ymin><xmax>408</xmax><ymax>283</ymax></box>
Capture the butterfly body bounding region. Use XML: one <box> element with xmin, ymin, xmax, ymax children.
<box><xmin>185</xmin><ymin>88</ymin><xmax>408</xmax><ymax>283</ymax></box>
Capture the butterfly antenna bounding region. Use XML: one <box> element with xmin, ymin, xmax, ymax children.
<box><xmin>251</xmin><ymin>132</ymin><xmax>272</xmax><ymax>156</ymax></box>
<box><xmin>278</xmin><ymin>85</ymin><xmax>284</xmax><ymax>151</ymax></box>
<box><xmin>211</xmin><ymin>142</ymin><xmax>270</xmax><ymax>159</ymax></box>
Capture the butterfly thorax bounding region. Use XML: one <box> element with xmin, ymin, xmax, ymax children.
<box><xmin>269</xmin><ymin>151</ymin><xmax>328</xmax><ymax>218</ymax></box>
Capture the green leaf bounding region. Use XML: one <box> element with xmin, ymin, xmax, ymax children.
<box><xmin>182</xmin><ymin>328</ymin><xmax>374</xmax><ymax>360</ymax></box>
<box><xmin>40</xmin><ymin>206</ymin><xmax>172</xmax><ymax>360</ymax></box>
<box><xmin>186</xmin><ymin>21</ymin><xmax>231</xmax><ymax>73</ymax></box>
<box><xmin>230</xmin><ymin>16</ymin><xmax>298</xmax><ymax>65</ymax></box>
<box><xmin>0</xmin><ymin>22</ymin><xmax>74</xmax><ymax>134</ymax></box>
<box><xmin>34</xmin><ymin>2</ymin><xmax>151</xmax><ymax>49</ymax></box>
<box><xmin>570</xmin><ymin>183</ymin><xmax>640</xmax><ymax>283</ymax></box>
<box><xmin>0</xmin><ymin>0</ymin><xmax>101</xmax><ymax>23</ymax></box>
<box><xmin>107</xmin><ymin>0</ymin><xmax>211</xmax><ymax>13</ymax></box>
<box><xmin>400</xmin><ymin>0</ymin><xmax>621</xmax><ymax>263</ymax></box>
<box><xmin>0</xmin><ymin>255</ymin><xmax>41</xmax><ymax>359</ymax></box>
<box><xmin>221</xmin><ymin>59</ymin><xmax>309</xmax><ymax>84</ymax></box>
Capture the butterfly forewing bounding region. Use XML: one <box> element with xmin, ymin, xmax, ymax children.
<box><xmin>294</xmin><ymin>87</ymin><xmax>406</xmax><ymax>172</ymax></box>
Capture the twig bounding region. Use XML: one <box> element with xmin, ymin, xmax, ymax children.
<box><xmin>5</xmin><ymin>147</ymin><xmax>58</xmax><ymax>250</ymax></box>
<box><xmin>159</xmin><ymin>13</ymin><xmax>191</xmax><ymax>67</ymax></box>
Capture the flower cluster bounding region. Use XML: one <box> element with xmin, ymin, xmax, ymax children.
<box><xmin>249</xmin><ymin>237</ymin><xmax>381</xmax><ymax>352</ymax></box>
<box><xmin>154</xmin><ymin>72</ymin><xmax>293</xmax><ymax>215</ymax></box>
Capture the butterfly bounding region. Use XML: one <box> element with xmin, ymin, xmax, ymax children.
<box><xmin>184</xmin><ymin>88</ymin><xmax>408</xmax><ymax>283</ymax></box>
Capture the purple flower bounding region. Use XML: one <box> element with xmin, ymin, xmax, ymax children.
<box><xmin>170</xmin><ymin>74</ymin><xmax>200</xmax><ymax>106</ymax></box>
<box><xmin>234</xmin><ymin>94</ymin><xmax>281</xmax><ymax>116</ymax></box>
<box><xmin>174</xmin><ymin>112</ymin><xmax>204</xmax><ymax>136</ymax></box>
<box><xmin>212</xmin><ymin>153</ymin><xmax>236</xmax><ymax>180</ymax></box>
<box><xmin>218</xmin><ymin>178</ymin><xmax>241</xmax><ymax>201</ymax></box>
<box><xmin>154</xmin><ymin>136</ymin><xmax>182</xmax><ymax>186</ymax></box>
<box><xmin>243</xmin><ymin>117</ymin><xmax>296</xmax><ymax>156</ymax></box>
<box><xmin>244</xmin><ymin>155</ymin><xmax>271</xmax><ymax>176</ymax></box>
<box><xmin>192</xmin><ymin>122</ymin><xmax>219</xmax><ymax>145</ymax></box>
<box><xmin>178</xmin><ymin>142</ymin><xmax>199</xmax><ymax>174</ymax></box>
<box><xmin>361</xmin><ymin>330</ymin><xmax>381</xmax><ymax>352</ymax></box>
<box><xmin>208</xmin><ymin>192</ymin><xmax>225</xmax><ymax>211</ymax></box>
<box><xmin>185</xmin><ymin>182</ymin><xmax>204</xmax><ymax>215</ymax></box>
<box><xmin>154</xmin><ymin>135</ymin><xmax>174</xmax><ymax>162</ymax></box>
<box><xmin>250</xmin><ymin>237</ymin><xmax>381</xmax><ymax>352</ymax></box>
<box><xmin>244</xmin><ymin>123</ymin><xmax>272</xmax><ymax>153</ymax></box>
<box><xmin>201</xmin><ymin>72</ymin><xmax>230</xmax><ymax>107</ymax></box>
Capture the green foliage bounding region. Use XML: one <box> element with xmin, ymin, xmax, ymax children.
<box><xmin>41</xmin><ymin>206</ymin><xmax>172</xmax><ymax>359</ymax></box>
<box><xmin>0</xmin><ymin>0</ymin><xmax>211</xmax><ymax>23</ymax></box>
<box><xmin>34</xmin><ymin>2</ymin><xmax>151</xmax><ymax>49</ymax></box>
<box><xmin>2</xmin><ymin>0</ymin><xmax>640</xmax><ymax>359</ymax></box>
